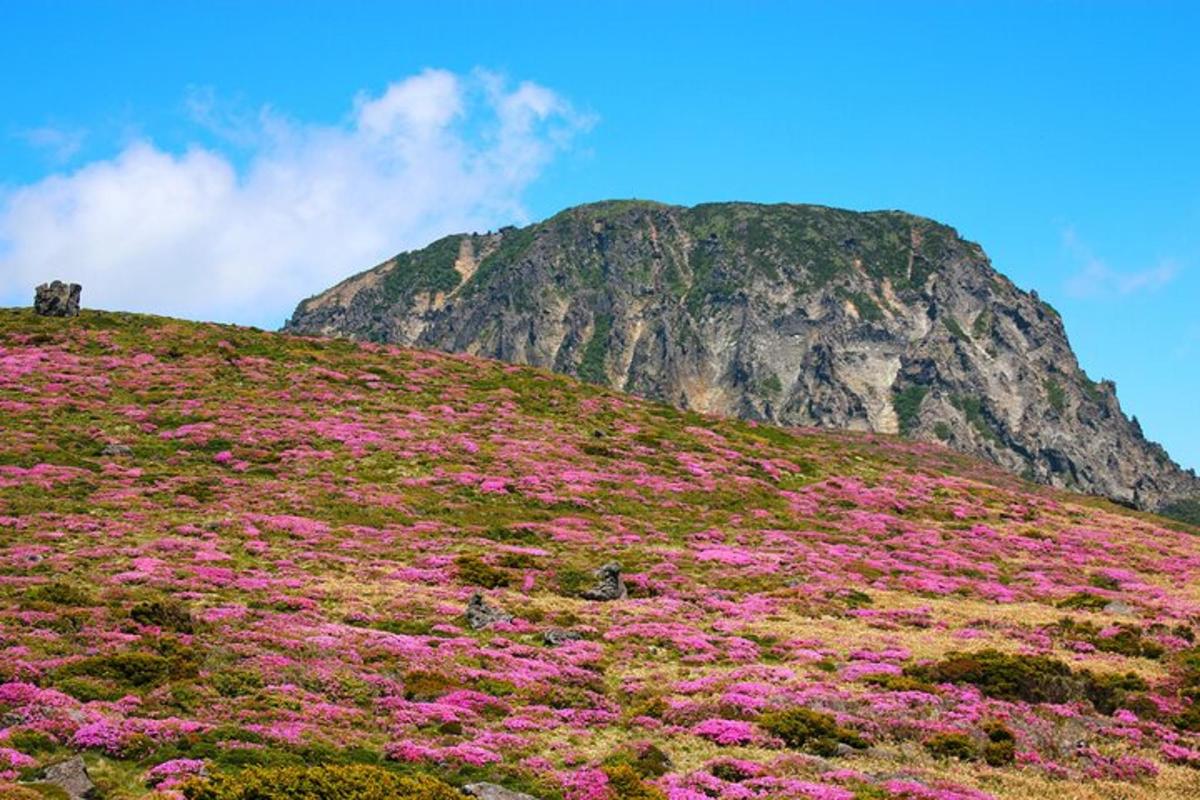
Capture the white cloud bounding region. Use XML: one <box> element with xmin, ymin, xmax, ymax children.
<box><xmin>16</xmin><ymin>126</ymin><xmax>87</xmax><ymax>163</ymax></box>
<box><xmin>0</xmin><ymin>69</ymin><xmax>593</xmax><ymax>326</ymax></box>
<box><xmin>1061</xmin><ymin>226</ymin><xmax>1181</xmax><ymax>299</ymax></box>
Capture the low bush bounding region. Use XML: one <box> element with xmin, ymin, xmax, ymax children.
<box><xmin>981</xmin><ymin>722</ymin><xmax>1016</xmax><ymax>766</ymax></box>
<box><xmin>602</xmin><ymin>764</ymin><xmax>666</xmax><ymax>800</ymax></box>
<box><xmin>24</xmin><ymin>581</ymin><xmax>94</xmax><ymax>606</ymax></box>
<box><xmin>57</xmin><ymin>651</ymin><xmax>171</xmax><ymax>688</ymax></box>
<box><xmin>905</xmin><ymin>650</ymin><xmax>1076</xmax><ymax>704</ymax></box>
<box><xmin>455</xmin><ymin>555</ymin><xmax>511</xmax><ymax>589</ymax></box>
<box><xmin>759</xmin><ymin>708</ymin><xmax>867</xmax><ymax>756</ymax></box>
<box><xmin>603</xmin><ymin>742</ymin><xmax>672</xmax><ymax>779</ymax></box>
<box><xmin>180</xmin><ymin>765</ymin><xmax>463</xmax><ymax>800</ymax></box>
<box><xmin>905</xmin><ymin>649</ymin><xmax>1147</xmax><ymax>714</ymax></box>
<box><xmin>923</xmin><ymin>732</ymin><xmax>976</xmax><ymax>761</ymax></box>
<box><xmin>131</xmin><ymin>599</ymin><xmax>195</xmax><ymax>633</ymax></box>
<box><xmin>402</xmin><ymin>670</ymin><xmax>459</xmax><ymax>701</ymax></box>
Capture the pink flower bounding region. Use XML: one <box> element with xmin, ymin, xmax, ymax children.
<box><xmin>692</xmin><ymin>718</ymin><xmax>757</xmax><ymax>745</ymax></box>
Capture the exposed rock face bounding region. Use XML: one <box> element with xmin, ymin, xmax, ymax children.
<box><xmin>42</xmin><ymin>756</ymin><xmax>96</xmax><ymax>799</ymax></box>
<box><xmin>542</xmin><ymin>628</ymin><xmax>583</xmax><ymax>646</ymax></box>
<box><xmin>465</xmin><ymin>593</ymin><xmax>511</xmax><ymax>630</ymax></box>
<box><xmin>464</xmin><ymin>783</ymin><xmax>543</xmax><ymax>800</ymax></box>
<box><xmin>580</xmin><ymin>562</ymin><xmax>628</xmax><ymax>601</ymax></box>
<box><xmin>34</xmin><ymin>281</ymin><xmax>82</xmax><ymax>317</ymax></box>
<box><xmin>286</xmin><ymin>200</ymin><xmax>1199</xmax><ymax>513</ymax></box>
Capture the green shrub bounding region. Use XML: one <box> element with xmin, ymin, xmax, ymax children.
<box><xmin>54</xmin><ymin>676</ymin><xmax>125</xmax><ymax>702</ymax></box>
<box><xmin>905</xmin><ymin>650</ymin><xmax>1076</xmax><ymax>703</ymax></box>
<box><xmin>211</xmin><ymin>669</ymin><xmax>264</xmax><ymax>698</ymax></box>
<box><xmin>496</xmin><ymin>552</ymin><xmax>538</xmax><ymax>569</ymax></box>
<box><xmin>24</xmin><ymin>582</ymin><xmax>94</xmax><ymax>606</ymax></box>
<box><xmin>905</xmin><ymin>649</ymin><xmax>1146</xmax><ymax>715</ymax></box>
<box><xmin>5</xmin><ymin>728</ymin><xmax>57</xmax><ymax>754</ymax></box>
<box><xmin>923</xmin><ymin>732</ymin><xmax>977</xmax><ymax>761</ymax></box>
<box><xmin>863</xmin><ymin>674</ymin><xmax>937</xmax><ymax>694</ymax></box>
<box><xmin>131</xmin><ymin>599</ymin><xmax>195</xmax><ymax>633</ymax></box>
<box><xmin>603</xmin><ymin>743</ymin><xmax>672</xmax><ymax>779</ymax></box>
<box><xmin>57</xmin><ymin>651</ymin><xmax>171</xmax><ymax>688</ymax></box>
<box><xmin>455</xmin><ymin>555</ymin><xmax>511</xmax><ymax>589</ymax></box>
<box><xmin>602</xmin><ymin>764</ymin><xmax>666</xmax><ymax>800</ymax></box>
<box><xmin>402</xmin><ymin>670</ymin><xmax>459</xmax><ymax>701</ymax></box>
<box><xmin>891</xmin><ymin>386</ymin><xmax>928</xmax><ymax>437</ymax></box>
<box><xmin>1057</xmin><ymin>592</ymin><xmax>1109</xmax><ymax>611</ymax></box>
<box><xmin>759</xmin><ymin>707</ymin><xmax>867</xmax><ymax>756</ymax></box>
<box><xmin>556</xmin><ymin>567</ymin><xmax>593</xmax><ymax>597</ymax></box>
<box><xmin>981</xmin><ymin>722</ymin><xmax>1016</xmax><ymax>766</ymax></box>
<box><xmin>1081</xmin><ymin>669</ymin><xmax>1148</xmax><ymax>715</ymax></box>
<box><xmin>1044</xmin><ymin>378</ymin><xmax>1066</xmax><ymax>413</ymax></box>
<box><xmin>181</xmin><ymin>764</ymin><xmax>463</xmax><ymax>800</ymax></box>
<box><xmin>578</xmin><ymin>314</ymin><xmax>613</xmax><ymax>384</ymax></box>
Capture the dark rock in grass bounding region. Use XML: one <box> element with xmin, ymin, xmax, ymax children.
<box><xmin>41</xmin><ymin>756</ymin><xmax>96</xmax><ymax>799</ymax></box>
<box><xmin>464</xmin><ymin>783</ymin><xmax>543</xmax><ymax>800</ymax></box>
<box><xmin>542</xmin><ymin>628</ymin><xmax>583</xmax><ymax>646</ymax></box>
<box><xmin>100</xmin><ymin>443</ymin><xmax>133</xmax><ymax>457</ymax></box>
<box><xmin>465</xmin><ymin>593</ymin><xmax>512</xmax><ymax>630</ymax></box>
<box><xmin>580</xmin><ymin>561</ymin><xmax>627</xmax><ymax>601</ymax></box>
<box><xmin>34</xmin><ymin>281</ymin><xmax>82</xmax><ymax>317</ymax></box>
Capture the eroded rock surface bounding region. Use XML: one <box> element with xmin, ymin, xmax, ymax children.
<box><xmin>286</xmin><ymin>200</ymin><xmax>1199</xmax><ymax>513</ymax></box>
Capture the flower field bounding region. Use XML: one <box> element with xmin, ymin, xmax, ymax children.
<box><xmin>1</xmin><ymin>308</ymin><xmax>1199</xmax><ymax>799</ymax></box>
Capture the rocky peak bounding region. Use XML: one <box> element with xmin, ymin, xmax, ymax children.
<box><xmin>285</xmin><ymin>200</ymin><xmax>1199</xmax><ymax>516</ymax></box>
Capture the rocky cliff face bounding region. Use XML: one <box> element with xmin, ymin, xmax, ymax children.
<box><xmin>285</xmin><ymin>200</ymin><xmax>1198</xmax><ymax>513</ymax></box>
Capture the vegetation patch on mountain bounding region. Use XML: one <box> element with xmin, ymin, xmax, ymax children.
<box><xmin>3</xmin><ymin>309</ymin><xmax>1200</xmax><ymax>799</ymax></box>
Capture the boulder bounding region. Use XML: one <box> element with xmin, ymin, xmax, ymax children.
<box><xmin>464</xmin><ymin>784</ymin><xmax>542</xmax><ymax>800</ymax></box>
<box><xmin>41</xmin><ymin>756</ymin><xmax>96</xmax><ymax>800</ymax></box>
<box><xmin>465</xmin><ymin>593</ymin><xmax>512</xmax><ymax>630</ymax></box>
<box><xmin>580</xmin><ymin>561</ymin><xmax>627</xmax><ymax>601</ymax></box>
<box><xmin>542</xmin><ymin>628</ymin><xmax>583</xmax><ymax>646</ymax></box>
<box><xmin>100</xmin><ymin>443</ymin><xmax>134</xmax><ymax>457</ymax></box>
<box><xmin>34</xmin><ymin>281</ymin><xmax>82</xmax><ymax>317</ymax></box>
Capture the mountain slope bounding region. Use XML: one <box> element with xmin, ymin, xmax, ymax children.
<box><xmin>3</xmin><ymin>308</ymin><xmax>1200</xmax><ymax>799</ymax></box>
<box><xmin>285</xmin><ymin>200</ymin><xmax>1198</xmax><ymax>514</ymax></box>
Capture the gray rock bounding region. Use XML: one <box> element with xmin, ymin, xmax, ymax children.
<box><xmin>285</xmin><ymin>201</ymin><xmax>1200</xmax><ymax>513</ymax></box>
<box><xmin>1104</xmin><ymin>600</ymin><xmax>1135</xmax><ymax>615</ymax></box>
<box><xmin>34</xmin><ymin>281</ymin><xmax>82</xmax><ymax>317</ymax></box>
<box><xmin>465</xmin><ymin>593</ymin><xmax>512</xmax><ymax>630</ymax></box>
<box><xmin>42</xmin><ymin>756</ymin><xmax>96</xmax><ymax>800</ymax></box>
<box><xmin>464</xmin><ymin>783</ymin><xmax>543</xmax><ymax>800</ymax></box>
<box><xmin>100</xmin><ymin>443</ymin><xmax>134</xmax><ymax>457</ymax></box>
<box><xmin>542</xmin><ymin>628</ymin><xmax>583</xmax><ymax>646</ymax></box>
<box><xmin>580</xmin><ymin>561</ymin><xmax>627</xmax><ymax>601</ymax></box>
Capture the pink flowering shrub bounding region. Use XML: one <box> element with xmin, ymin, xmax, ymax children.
<box><xmin>1</xmin><ymin>311</ymin><xmax>1200</xmax><ymax>798</ymax></box>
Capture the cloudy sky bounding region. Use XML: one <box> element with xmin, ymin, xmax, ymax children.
<box><xmin>1</xmin><ymin>1</ymin><xmax>1197</xmax><ymax>469</ymax></box>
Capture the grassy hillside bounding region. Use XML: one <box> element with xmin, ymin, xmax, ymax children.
<box><xmin>1</xmin><ymin>308</ymin><xmax>1199</xmax><ymax>800</ymax></box>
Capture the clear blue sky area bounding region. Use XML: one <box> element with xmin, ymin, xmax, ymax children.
<box><xmin>1</xmin><ymin>1</ymin><xmax>1197</xmax><ymax>469</ymax></box>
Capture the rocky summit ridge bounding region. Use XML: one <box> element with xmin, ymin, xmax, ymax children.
<box><xmin>286</xmin><ymin>200</ymin><xmax>1198</xmax><ymax>517</ymax></box>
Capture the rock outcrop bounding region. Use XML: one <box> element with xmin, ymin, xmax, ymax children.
<box><xmin>580</xmin><ymin>562</ymin><xmax>628</xmax><ymax>601</ymax></box>
<box><xmin>464</xmin><ymin>593</ymin><xmax>511</xmax><ymax>630</ymax></box>
<box><xmin>34</xmin><ymin>281</ymin><xmax>82</xmax><ymax>317</ymax></box>
<box><xmin>41</xmin><ymin>756</ymin><xmax>96</xmax><ymax>799</ymax></box>
<box><xmin>286</xmin><ymin>200</ymin><xmax>1199</xmax><ymax>514</ymax></box>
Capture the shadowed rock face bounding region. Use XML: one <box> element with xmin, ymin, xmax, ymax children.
<box><xmin>34</xmin><ymin>281</ymin><xmax>82</xmax><ymax>317</ymax></box>
<box><xmin>286</xmin><ymin>200</ymin><xmax>1198</xmax><ymax>513</ymax></box>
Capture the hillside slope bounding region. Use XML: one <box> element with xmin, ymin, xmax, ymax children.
<box><xmin>3</xmin><ymin>309</ymin><xmax>1200</xmax><ymax>799</ymax></box>
<box><xmin>285</xmin><ymin>200</ymin><xmax>1199</xmax><ymax>515</ymax></box>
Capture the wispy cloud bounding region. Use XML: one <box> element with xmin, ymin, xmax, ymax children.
<box><xmin>16</xmin><ymin>126</ymin><xmax>87</xmax><ymax>163</ymax></box>
<box><xmin>0</xmin><ymin>69</ymin><xmax>594</xmax><ymax>325</ymax></box>
<box><xmin>1062</xmin><ymin>226</ymin><xmax>1181</xmax><ymax>299</ymax></box>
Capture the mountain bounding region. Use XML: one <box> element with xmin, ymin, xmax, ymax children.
<box><xmin>4</xmin><ymin>308</ymin><xmax>1200</xmax><ymax>799</ymax></box>
<box><xmin>285</xmin><ymin>200</ymin><xmax>1199</xmax><ymax>516</ymax></box>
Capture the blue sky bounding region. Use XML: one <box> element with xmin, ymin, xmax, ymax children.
<box><xmin>1</xmin><ymin>1</ymin><xmax>1197</xmax><ymax>470</ymax></box>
